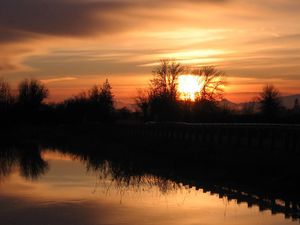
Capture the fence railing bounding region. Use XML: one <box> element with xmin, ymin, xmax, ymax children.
<box><xmin>116</xmin><ymin>122</ymin><xmax>300</xmax><ymax>151</ymax></box>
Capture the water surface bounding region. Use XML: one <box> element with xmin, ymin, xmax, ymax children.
<box><xmin>0</xmin><ymin>147</ymin><xmax>298</xmax><ymax>225</ymax></box>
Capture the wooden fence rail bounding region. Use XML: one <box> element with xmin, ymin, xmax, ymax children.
<box><xmin>117</xmin><ymin>122</ymin><xmax>300</xmax><ymax>152</ymax></box>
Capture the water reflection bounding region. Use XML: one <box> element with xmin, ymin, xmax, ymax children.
<box><xmin>0</xmin><ymin>144</ymin><xmax>299</xmax><ymax>225</ymax></box>
<box><xmin>0</xmin><ymin>144</ymin><xmax>48</xmax><ymax>181</ymax></box>
<box><xmin>86</xmin><ymin>160</ymin><xmax>182</xmax><ymax>196</ymax></box>
<box><xmin>82</xmin><ymin>159</ymin><xmax>300</xmax><ymax>222</ymax></box>
<box><xmin>0</xmin><ymin>147</ymin><xmax>17</xmax><ymax>182</ymax></box>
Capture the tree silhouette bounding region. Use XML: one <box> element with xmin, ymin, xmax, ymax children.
<box><xmin>192</xmin><ymin>66</ymin><xmax>225</xmax><ymax>101</ymax></box>
<box><xmin>188</xmin><ymin>66</ymin><xmax>226</xmax><ymax>122</ymax></box>
<box><xmin>135</xmin><ymin>89</ymin><xmax>150</xmax><ymax>120</ymax></box>
<box><xmin>0</xmin><ymin>78</ymin><xmax>13</xmax><ymax>112</ymax></box>
<box><xmin>258</xmin><ymin>84</ymin><xmax>282</xmax><ymax>118</ymax></box>
<box><xmin>147</xmin><ymin>59</ymin><xmax>185</xmax><ymax>121</ymax></box>
<box><xmin>19</xmin><ymin>146</ymin><xmax>49</xmax><ymax>180</ymax></box>
<box><xmin>62</xmin><ymin>79</ymin><xmax>114</xmax><ymax>122</ymax></box>
<box><xmin>135</xmin><ymin>61</ymin><xmax>228</xmax><ymax>121</ymax></box>
<box><xmin>90</xmin><ymin>79</ymin><xmax>114</xmax><ymax>109</ymax></box>
<box><xmin>193</xmin><ymin>99</ymin><xmax>220</xmax><ymax>122</ymax></box>
<box><xmin>88</xmin><ymin>79</ymin><xmax>114</xmax><ymax>120</ymax></box>
<box><xmin>63</xmin><ymin>92</ymin><xmax>88</xmax><ymax>121</ymax></box>
<box><xmin>0</xmin><ymin>147</ymin><xmax>18</xmax><ymax>182</ymax></box>
<box><xmin>150</xmin><ymin>59</ymin><xmax>185</xmax><ymax>100</ymax></box>
<box><xmin>17</xmin><ymin>78</ymin><xmax>49</xmax><ymax>110</ymax></box>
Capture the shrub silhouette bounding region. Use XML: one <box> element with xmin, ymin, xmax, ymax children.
<box><xmin>257</xmin><ymin>84</ymin><xmax>282</xmax><ymax>119</ymax></box>
<box><xmin>0</xmin><ymin>78</ymin><xmax>14</xmax><ymax>113</ymax></box>
<box><xmin>87</xmin><ymin>79</ymin><xmax>114</xmax><ymax>121</ymax></box>
<box><xmin>17</xmin><ymin>78</ymin><xmax>49</xmax><ymax>110</ymax></box>
<box><xmin>135</xmin><ymin>89</ymin><xmax>150</xmax><ymax>120</ymax></box>
<box><xmin>62</xmin><ymin>79</ymin><xmax>115</xmax><ymax>122</ymax></box>
<box><xmin>193</xmin><ymin>99</ymin><xmax>220</xmax><ymax>122</ymax></box>
<box><xmin>148</xmin><ymin>92</ymin><xmax>180</xmax><ymax>121</ymax></box>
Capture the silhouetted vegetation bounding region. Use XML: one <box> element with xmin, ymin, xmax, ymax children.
<box><xmin>1</xmin><ymin>59</ymin><xmax>300</xmax><ymax>125</ymax></box>
<box><xmin>134</xmin><ymin>61</ymin><xmax>300</xmax><ymax>123</ymax></box>
<box><xmin>135</xmin><ymin>60</ymin><xmax>228</xmax><ymax>121</ymax></box>
<box><xmin>0</xmin><ymin>144</ymin><xmax>48</xmax><ymax>181</ymax></box>
<box><xmin>58</xmin><ymin>79</ymin><xmax>115</xmax><ymax>123</ymax></box>
<box><xmin>192</xmin><ymin>66</ymin><xmax>225</xmax><ymax>101</ymax></box>
<box><xmin>147</xmin><ymin>59</ymin><xmax>185</xmax><ymax>121</ymax></box>
<box><xmin>0</xmin><ymin>78</ymin><xmax>116</xmax><ymax>124</ymax></box>
<box><xmin>0</xmin><ymin>78</ymin><xmax>14</xmax><ymax>114</ymax></box>
<box><xmin>18</xmin><ymin>78</ymin><xmax>49</xmax><ymax>111</ymax></box>
<box><xmin>257</xmin><ymin>84</ymin><xmax>282</xmax><ymax>120</ymax></box>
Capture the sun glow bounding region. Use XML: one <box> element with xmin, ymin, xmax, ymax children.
<box><xmin>178</xmin><ymin>75</ymin><xmax>204</xmax><ymax>101</ymax></box>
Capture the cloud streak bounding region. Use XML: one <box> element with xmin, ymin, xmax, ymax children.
<box><xmin>41</xmin><ymin>77</ymin><xmax>78</xmax><ymax>84</ymax></box>
<box><xmin>0</xmin><ymin>0</ymin><xmax>230</xmax><ymax>43</ymax></box>
<box><xmin>0</xmin><ymin>0</ymin><xmax>133</xmax><ymax>40</ymax></box>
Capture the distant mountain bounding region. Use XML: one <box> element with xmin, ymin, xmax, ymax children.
<box><xmin>218</xmin><ymin>99</ymin><xmax>240</xmax><ymax>110</ymax></box>
<box><xmin>221</xmin><ymin>94</ymin><xmax>300</xmax><ymax>110</ymax></box>
<box><xmin>279</xmin><ymin>94</ymin><xmax>300</xmax><ymax>109</ymax></box>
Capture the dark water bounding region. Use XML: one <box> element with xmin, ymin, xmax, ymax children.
<box><xmin>0</xmin><ymin>146</ymin><xmax>299</xmax><ymax>225</ymax></box>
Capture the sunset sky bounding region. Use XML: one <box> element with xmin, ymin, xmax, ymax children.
<box><xmin>1</xmin><ymin>0</ymin><xmax>300</xmax><ymax>106</ymax></box>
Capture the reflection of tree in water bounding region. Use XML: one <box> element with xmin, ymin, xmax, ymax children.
<box><xmin>0</xmin><ymin>144</ymin><xmax>49</xmax><ymax>181</ymax></box>
<box><xmin>86</xmin><ymin>159</ymin><xmax>184</xmax><ymax>197</ymax></box>
<box><xmin>90</xmin><ymin>160</ymin><xmax>300</xmax><ymax>221</ymax></box>
<box><xmin>70</xmin><ymin>151</ymin><xmax>300</xmax><ymax>221</ymax></box>
<box><xmin>19</xmin><ymin>146</ymin><xmax>49</xmax><ymax>180</ymax></box>
<box><xmin>0</xmin><ymin>147</ymin><xmax>19</xmax><ymax>182</ymax></box>
<box><xmin>48</xmin><ymin>145</ymin><xmax>188</xmax><ymax>196</ymax></box>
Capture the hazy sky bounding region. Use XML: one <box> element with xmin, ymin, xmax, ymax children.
<box><xmin>1</xmin><ymin>0</ymin><xmax>300</xmax><ymax>105</ymax></box>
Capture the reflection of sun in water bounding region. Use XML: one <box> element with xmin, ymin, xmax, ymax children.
<box><xmin>178</xmin><ymin>75</ymin><xmax>204</xmax><ymax>101</ymax></box>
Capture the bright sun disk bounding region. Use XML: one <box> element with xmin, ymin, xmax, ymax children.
<box><xmin>178</xmin><ymin>75</ymin><xmax>204</xmax><ymax>101</ymax></box>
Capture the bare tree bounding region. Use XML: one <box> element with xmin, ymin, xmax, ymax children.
<box><xmin>192</xmin><ymin>66</ymin><xmax>225</xmax><ymax>101</ymax></box>
<box><xmin>150</xmin><ymin>59</ymin><xmax>185</xmax><ymax>99</ymax></box>
<box><xmin>142</xmin><ymin>59</ymin><xmax>185</xmax><ymax>121</ymax></box>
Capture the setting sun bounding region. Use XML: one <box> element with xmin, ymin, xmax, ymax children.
<box><xmin>178</xmin><ymin>75</ymin><xmax>204</xmax><ymax>101</ymax></box>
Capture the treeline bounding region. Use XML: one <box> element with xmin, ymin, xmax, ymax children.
<box><xmin>1</xmin><ymin>59</ymin><xmax>300</xmax><ymax>125</ymax></box>
<box><xmin>135</xmin><ymin>59</ymin><xmax>300</xmax><ymax>123</ymax></box>
<box><xmin>0</xmin><ymin>78</ymin><xmax>116</xmax><ymax>124</ymax></box>
<box><xmin>137</xmin><ymin>83</ymin><xmax>300</xmax><ymax>123</ymax></box>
